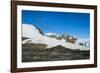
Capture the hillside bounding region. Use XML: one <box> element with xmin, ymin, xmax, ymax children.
<box><xmin>22</xmin><ymin>44</ymin><xmax>90</xmax><ymax>62</ymax></box>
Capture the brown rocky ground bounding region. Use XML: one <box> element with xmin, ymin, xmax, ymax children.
<box><xmin>22</xmin><ymin>44</ymin><xmax>90</xmax><ymax>62</ymax></box>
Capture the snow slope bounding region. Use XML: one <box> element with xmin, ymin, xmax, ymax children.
<box><xmin>22</xmin><ymin>24</ymin><xmax>89</xmax><ymax>50</ymax></box>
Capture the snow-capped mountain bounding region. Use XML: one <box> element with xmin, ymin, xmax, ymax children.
<box><xmin>45</xmin><ymin>32</ymin><xmax>77</xmax><ymax>43</ymax></box>
<box><xmin>45</xmin><ymin>32</ymin><xmax>62</xmax><ymax>40</ymax></box>
<box><xmin>22</xmin><ymin>24</ymin><xmax>89</xmax><ymax>50</ymax></box>
<box><xmin>45</xmin><ymin>33</ymin><xmax>60</xmax><ymax>37</ymax></box>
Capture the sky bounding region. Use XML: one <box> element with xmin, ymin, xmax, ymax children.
<box><xmin>22</xmin><ymin>10</ymin><xmax>90</xmax><ymax>39</ymax></box>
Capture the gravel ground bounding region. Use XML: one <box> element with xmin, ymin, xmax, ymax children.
<box><xmin>22</xmin><ymin>44</ymin><xmax>90</xmax><ymax>62</ymax></box>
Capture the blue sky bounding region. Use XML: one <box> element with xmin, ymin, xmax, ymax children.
<box><xmin>22</xmin><ymin>10</ymin><xmax>90</xmax><ymax>39</ymax></box>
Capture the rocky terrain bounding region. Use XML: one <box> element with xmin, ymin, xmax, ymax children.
<box><xmin>22</xmin><ymin>44</ymin><xmax>90</xmax><ymax>62</ymax></box>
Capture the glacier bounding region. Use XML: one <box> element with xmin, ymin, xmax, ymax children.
<box><xmin>22</xmin><ymin>24</ymin><xmax>89</xmax><ymax>50</ymax></box>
